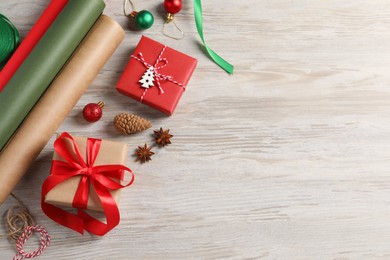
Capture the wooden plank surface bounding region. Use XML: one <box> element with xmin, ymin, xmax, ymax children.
<box><xmin>2</xmin><ymin>0</ymin><xmax>390</xmax><ymax>259</ymax></box>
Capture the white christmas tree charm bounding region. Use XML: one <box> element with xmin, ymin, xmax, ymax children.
<box><xmin>139</xmin><ymin>67</ymin><xmax>155</xmax><ymax>89</ymax></box>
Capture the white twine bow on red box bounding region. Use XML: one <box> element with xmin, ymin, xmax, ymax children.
<box><xmin>131</xmin><ymin>45</ymin><xmax>186</xmax><ymax>102</ymax></box>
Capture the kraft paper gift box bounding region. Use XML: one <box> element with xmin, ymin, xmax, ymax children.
<box><xmin>44</xmin><ymin>134</ymin><xmax>128</xmax><ymax>212</ymax></box>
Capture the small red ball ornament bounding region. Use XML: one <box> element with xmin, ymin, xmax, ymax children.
<box><xmin>164</xmin><ymin>0</ymin><xmax>182</xmax><ymax>14</ymax></box>
<box><xmin>82</xmin><ymin>101</ymin><xmax>104</xmax><ymax>122</ymax></box>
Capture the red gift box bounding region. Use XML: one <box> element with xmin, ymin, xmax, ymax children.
<box><xmin>116</xmin><ymin>36</ymin><xmax>197</xmax><ymax>115</ymax></box>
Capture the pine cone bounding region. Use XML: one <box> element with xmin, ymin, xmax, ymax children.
<box><xmin>114</xmin><ymin>113</ymin><xmax>152</xmax><ymax>135</ymax></box>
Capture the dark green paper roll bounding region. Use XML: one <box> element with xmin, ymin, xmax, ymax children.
<box><xmin>0</xmin><ymin>0</ymin><xmax>105</xmax><ymax>150</ymax></box>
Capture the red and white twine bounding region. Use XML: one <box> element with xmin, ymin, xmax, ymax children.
<box><xmin>131</xmin><ymin>45</ymin><xmax>186</xmax><ymax>102</ymax></box>
<box><xmin>13</xmin><ymin>225</ymin><xmax>50</xmax><ymax>260</ymax></box>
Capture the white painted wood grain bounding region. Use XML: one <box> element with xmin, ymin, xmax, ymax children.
<box><xmin>2</xmin><ymin>0</ymin><xmax>390</xmax><ymax>259</ymax></box>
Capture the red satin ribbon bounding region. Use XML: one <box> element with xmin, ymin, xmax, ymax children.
<box><xmin>41</xmin><ymin>132</ymin><xmax>134</xmax><ymax>236</ymax></box>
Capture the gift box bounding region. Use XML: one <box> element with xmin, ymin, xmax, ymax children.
<box><xmin>41</xmin><ymin>132</ymin><xmax>134</xmax><ymax>235</ymax></box>
<box><xmin>44</xmin><ymin>134</ymin><xmax>127</xmax><ymax>211</ymax></box>
<box><xmin>116</xmin><ymin>36</ymin><xmax>197</xmax><ymax>115</ymax></box>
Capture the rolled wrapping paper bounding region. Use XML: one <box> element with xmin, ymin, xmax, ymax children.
<box><xmin>0</xmin><ymin>0</ymin><xmax>105</xmax><ymax>151</ymax></box>
<box><xmin>0</xmin><ymin>15</ymin><xmax>125</xmax><ymax>205</ymax></box>
<box><xmin>0</xmin><ymin>14</ymin><xmax>20</xmax><ymax>69</ymax></box>
<box><xmin>0</xmin><ymin>0</ymin><xmax>69</xmax><ymax>91</ymax></box>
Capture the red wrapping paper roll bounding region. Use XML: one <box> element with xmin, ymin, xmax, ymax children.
<box><xmin>0</xmin><ymin>0</ymin><xmax>69</xmax><ymax>91</ymax></box>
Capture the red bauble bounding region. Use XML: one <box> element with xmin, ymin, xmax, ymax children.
<box><xmin>164</xmin><ymin>0</ymin><xmax>182</xmax><ymax>14</ymax></box>
<box><xmin>82</xmin><ymin>101</ymin><xmax>104</xmax><ymax>122</ymax></box>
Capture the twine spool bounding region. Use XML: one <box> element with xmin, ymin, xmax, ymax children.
<box><xmin>5</xmin><ymin>193</ymin><xmax>35</xmax><ymax>240</ymax></box>
<box><xmin>13</xmin><ymin>225</ymin><xmax>51</xmax><ymax>260</ymax></box>
<box><xmin>0</xmin><ymin>14</ymin><xmax>20</xmax><ymax>70</ymax></box>
<box><xmin>5</xmin><ymin>193</ymin><xmax>51</xmax><ymax>259</ymax></box>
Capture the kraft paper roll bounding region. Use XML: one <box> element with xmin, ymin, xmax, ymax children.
<box><xmin>0</xmin><ymin>15</ymin><xmax>125</xmax><ymax>205</ymax></box>
<box><xmin>0</xmin><ymin>0</ymin><xmax>105</xmax><ymax>151</ymax></box>
<box><xmin>0</xmin><ymin>0</ymin><xmax>69</xmax><ymax>91</ymax></box>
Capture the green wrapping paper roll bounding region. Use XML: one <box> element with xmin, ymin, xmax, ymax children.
<box><xmin>0</xmin><ymin>0</ymin><xmax>105</xmax><ymax>151</ymax></box>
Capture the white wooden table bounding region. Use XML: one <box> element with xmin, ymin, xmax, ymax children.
<box><xmin>2</xmin><ymin>0</ymin><xmax>390</xmax><ymax>259</ymax></box>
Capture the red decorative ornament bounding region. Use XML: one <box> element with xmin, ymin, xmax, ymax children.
<box><xmin>82</xmin><ymin>101</ymin><xmax>104</xmax><ymax>122</ymax></box>
<box><xmin>162</xmin><ymin>0</ymin><xmax>184</xmax><ymax>40</ymax></box>
<box><xmin>164</xmin><ymin>0</ymin><xmax>182</xmax><ymax>14</ymax></box>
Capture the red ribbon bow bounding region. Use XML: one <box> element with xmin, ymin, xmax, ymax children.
<box><xmin>41</xmin><ymin>132</ymin><xmax>134</xmax><ymax>236</ymax></box>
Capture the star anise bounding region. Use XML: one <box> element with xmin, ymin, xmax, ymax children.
<box><xmin>154</xmin><ymin>127</ymin><xmax>173</xmax><ymax>147</ymax></box>
<box><xmin>135</xmin><ymin>144</ymin><xmax>154</xmax><ymax>163</ymax></box>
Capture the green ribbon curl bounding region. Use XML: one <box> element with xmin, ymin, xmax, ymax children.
<box><xmin>194</xmin><ymin>0</ymin><xmax>234</xmax><ymax>74</ymax></box>
<box><xmin>0</xmin><ymin>14</ymin><xmax>20</xmax><ymax>70</ymax></box>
